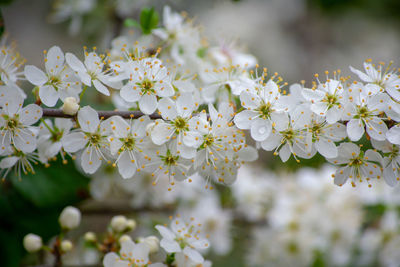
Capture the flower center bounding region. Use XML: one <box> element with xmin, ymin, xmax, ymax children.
<box><xmin>138</xmin><ymin>79</ymin><xmax>155</xmax><ymax>95</ymax></box>
<box><xmin>323</xmin><ymin>93</ymin><xmax>339</xmax><ymax>108</ymax></box>
<box><xmin>282</xmin><ymin>128</ymin><xmax>295</xmax><ymax>142</ymax></box>
<box><xmin>88</xmin><ymin>133</ymin><xmax>101</xmax><ymax>144</ymax></box>
<box><xmin>51</xmin><ymin>130</ymin><xmax>64</xmax><ymax>142</ymax></box>
<box><xmin>48</xmin><ymin>75</ymin><xmax>61</xmax><ymax>88</ymax></box>
<box><xmin>173</xmin><ymin>117</ymin><xmax>188</xmax><ymax>133</ymax></box>
<box><xmin>200</xmin><ymin>134</ymin><xmax>214</xmax><ymax>149</ymax></box>
<box><xmin>122</xmin><ymin>136</ymin><xmax>136</xmax><ymax>150</ymax></box>
<box><xmin>6</xmin><ymin>118</ymin><xmax>19</xmax><ymax>130</ymax></box>
<box><xmin>257</xmin><ymin>102</ymin><xmax>272</xmax><ymax>119</ymax></box>
<box><xmin>350</xmin><ymin>157</ymin><xmax>363</xmax><ymax>166</ymax></box>
<box><xmin>160</xmin><ymin>149</ymin><xmax>179</xmax><ymax>166</ymax></box>
<box><xmin>356</xmin><ymin>106</ymin><xmax>371</xmax><ymax>119</ymax></box>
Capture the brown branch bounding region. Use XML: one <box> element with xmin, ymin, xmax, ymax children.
<box><xmin>42</xmin><ymin>109</ymin><xmax>162</xmax><ymax>120</ymax></box>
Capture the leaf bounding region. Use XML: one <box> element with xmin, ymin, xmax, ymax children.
<box><xmin>124</xmin><ymin>18</ymin><xmax>140</xmax><ymax>28</ymax></box>
<box><xmin>140</xmin><ymin>7</ymin><xmax>159</xmax><ymax>35</ymax></box>
<box><xmin>10</xmin><ymin>159</ymin><xmax>89</xmax><ymax>208</ymax></box>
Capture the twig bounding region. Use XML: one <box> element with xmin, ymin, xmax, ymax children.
<box><xmin>42</xmin><ymin>109</ymin><xmax>162</xmax><ymax>120</ymax></box>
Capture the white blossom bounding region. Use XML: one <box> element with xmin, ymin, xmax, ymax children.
<box><xmin>328</xmin><ymin>142</ymin><xmax>383</xmax><ymax>187</ymax></box>
<box><xmin>155</xmin><ymin>216</ymin><xmax>209</xmax><ymax>264</ymax></box>
<box><xmin>61</xmin><ymin>106</ymin><xmax>109</xmax><ymax>174</ymax></box>
<box><xmin>25</xmin><ymin>46</ymin><xmax>81</xmax><ymax>106</ymax></box>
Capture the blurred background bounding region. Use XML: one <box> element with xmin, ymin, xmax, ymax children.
<box><xmin>1</xmin><ymin>0</ymin><xmax>400</xmax><ymax>266</ymax></box>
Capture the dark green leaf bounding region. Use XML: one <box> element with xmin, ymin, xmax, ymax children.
<box><xmin>10</xmin><ymin>160</ymin><xmax>89</xmax><ymax>208</ymax></box>
<box><xmin>140</xmin><ymin>7</ymin><xmax>159</xmax><ymax>35</ymax></box>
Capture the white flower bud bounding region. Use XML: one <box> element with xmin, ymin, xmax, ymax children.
<box><xmin>126</xmin><ymin>219</ymin><xmax>136</xmax><ymax>231</ymax></box>
<box><xmin>23</xmin><ymin>234</ymin><xmax>42</xmax><ymax>252</ymax></box>
<box><xmin>143</xmin><ymin>236</ymin><xmax>160</xmax><ymax>253</ymax></box>
<box><xmin>59</xmin><ymin>206</ymin><xmax>81</xmax><ymax>230</ymax></box>
<box><xmin>84</xmin><ymin>232</ymin><xmax>96</xmax><ymax>243</ymax></box>
<box><xmin>119</xmin><ymin>235</ymin><xmax>132</xmax><ymax>243</ymax></box>
<box><xmin>62</xmin><ymin>97</ymin><xmax>80</xmax><ymax>115</ymax></box>
<box><xmin>110</xmin><ymin>215</ymin><xmax>127</xmax><ymax>232</ymax></box>
<box><xmin>61</xmin><ymin>240</ymin><xmax>73</xmax><ymax>252</ymax></box>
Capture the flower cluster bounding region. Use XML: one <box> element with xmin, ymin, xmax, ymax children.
<box><xmin>24</xmin><ymin>206</ymin><xmax>212</xmax><ymax>267</ymax></box>
<box><xmin>1</xmin><ymin>6</ymin><xmax>400</xmax><ymax>189</ymax></box>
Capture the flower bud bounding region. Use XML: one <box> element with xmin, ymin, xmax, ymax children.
<box><xmin>62</xmin><ymin>97</ymin><xmax>79</xmax><ymax>115</ymax></box>
<box><xmin>59</xmin><ymin>206</ymin><xmax>81</xmax><ymax>230</ymax></box>
<box><xmin>126</xmin><ymin>219</ymin><xmax>136</xmax><ymax>231</ymax></box>
<box><xmin>61</xmin><ymin>240</ymin><xmax>73</xmax><ymax>252</ymax></box>
<box><xmin>110</xmin><ymin>215</ymin><xmax>127</xmax><ymax>232</ymax></box>
<box><xmin>84</xmin><ymin>232</ymin><xmax>96</xmax><ymax>243</ymax></box>
<box><xmin>143</xmin><ymin>236</ymin><xmax>160</xmax><ymax>253</ymax></box>
<box><xmin>119</xmin><ymin>235</ymin><xmax>132</xmax><ymax>243</ymax></box>
<box><xmin>23</xmin><ymin>234</ymin><xmax>42</xmax><ymax>252</ymax></box>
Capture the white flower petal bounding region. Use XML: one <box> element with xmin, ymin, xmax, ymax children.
<box><xmin>334</xmin><ymin>166</ymin><xmax>351</xmax><ymax>186</ymax></box>
<box><xmin>0</xmin><ymin>156</ymin><xmax>19</xmax><ymax>168</ymax></box>
<box><xmin>315</xmin><ymin>138</ymin><xmax>337</xmax><ymax>158</ymax></box>
<box><xmin>279</xmin><ymin>143</ymin><xmax>291</xmax><ymax>162</ymax></box>
<box><xmin>65</xmin><ymin>52</ymin><xmax>87</xmax><ymax>72</ymax></box>
<box><xmin>240</xmin><ymin>91</ymin><xmax>260</xmax><ymax>109</ymax></box>
<box><xmin>78</xmin><ymin>106</ymin><xmax>100</xmax><ymax>133</ymax></box>
<box><xmin>183</xmin><ymin>247</ymin><xmax>204</xmax><ymax>264</ymax></box>
<box><xmin>346</xmin><ymin>119</ymin><xmax>364</xmax><ymax>141</ymax></box>
<box><xmin>103</xmin><ymin>252</ymin><xmax>119</xmax><ymax>267</ymax></box>
<box><xmin>18</xmin><ymin>104</ymin><xmax>42</xmax><ymax>125</ymax></box>
<box><xmin>120</xmin><ymin>83</ymin><xmax>141</xmax><ymax>102</ymax></box>
<box><xmin>233</xmin><ymin>110</ymin><xmax>257</xmax><ymax>129</ymax></box>
<box><xmin>250</xmin><ymin>118</ymin><xmax>272</xmax><ymax>142</ymax></box>
<box><xmin>93</xmin><ymin>79</ymin><xmax>110</xmax><ymax>96</ymax></box>
<box><xmin>151</xmin><ymin>122</ymin><xmax>175</xmax><ymax>145</ymax></box>
<box><xmin>117</xmin><ymin>152</ymin><xmax>137</xmax><ymax>179</ymax></box>
<box><xmin>39</xmin><ymin>85</ymin><xmax>59</xmax><ymax>107</ymax></box>
<box><xmin>387</xmin><ymin>125</ymin><xmax>400</xmax><ymax>145</ymax></box>
<box><xmin>155</xmin><ymin>225</ymin><xmax>175</xmax><ymax>240</ymax></box>
<box><xmin>24</xmin><ymin>65</ymin><xmax>47</xmax><ymax>86</ymax></box>
<box><xmin>139</xmin><ymin>94</ymin><xmax>158</xmax><ymax>115</ymax></box>
<box><xmin>62</xmin><ymin>132</ymin><xmax>87</xmax><ymax>153</ymax></box>
<box><xmin>45</xmin><ymin>46</ymin><xmax>64</xmax><ymax>75</ymax></box>
<box><xmin>158</xmin><ymin>97</ymin><xmax>178</xmax><ymax>120</ymax></box>
<box><xmin>81</xmin><ymin>146</ymin><xmax>102</xmax><ymax>174</ymax></box>
<box><xmin>14</xmin><ymin>129</ymin><xmax>36</xmax><ymax>153</ymax></box>
<box><xmin>176</xmin><ymin>93</ymin><xmax>194</xmax><ymax>117</ymax></box>
<box><xmin>349</xmin><ymin>66</ymin><xmax>373</xmax><ymax>83</ymax></box>
<box><xmin>160</xmin><ymin>239</ymin><xmax>181</xmax><ymax>253</ymax></box>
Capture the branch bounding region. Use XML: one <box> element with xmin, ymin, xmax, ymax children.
<box><xmin>42</xmin><ymin>109</ymin><xmax>162</xmax><ymax>120</ymax></box>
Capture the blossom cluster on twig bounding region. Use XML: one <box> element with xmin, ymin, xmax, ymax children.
<box><xmin>0</xmin><ymin>6</ymin><xmax>400</xmax><ymax>189</ymax></box>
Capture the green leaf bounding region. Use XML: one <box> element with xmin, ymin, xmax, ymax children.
<box><xmin>10</xmin><ymin>160</ymin><xmax>89</xmax><ymax>208</ymax></box>
<box><xmin>124</xmin><ymin>18</ymin><xmax>140</xmax><ymax>28</ymax></box>
<box><xmin>140</xmin><ymin>7</ymin><xmax>159</xmax><ymax>35</ymax></box>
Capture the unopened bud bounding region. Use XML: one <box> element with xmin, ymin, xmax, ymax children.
<box><xmin>23</xmin><ymin>234</ymin><xmax>42</xmax><ymax>252</ymax></box>
<box><xmin>61</xmin><ymin>240</ymin><xmax>73</xmax><ymax>252</ymax></box>
<box><xmin>126</xmin><ymin>219</ymin><xmax>136</xmax><ymax>231</ymax></box>
<box><xmin>143</xmin><ymin>236</ymin><xmax>159</xmax><ymax>253</ymax></box>
<box><xmin>119</xmin><ymin>235</ymin><xmax>132</xmax><ymax>243</ymax></box>
<box><xmin>84</xmin><ymin>232</ymin><xmax>96</xmax><ymax>243</ymax></box>
<box><xmin>59</xmin><ymin>206</ymin><xmax>81</xmax><ymax>230</ymax></box>
<box><xmin>62</xmin><ymin>97</ymin><xmax>79</xmax><ymax>115</ymax></box>
<box><xmin>110</xmin><ymin>215</ymin><xmax>127</xmax><ymax>232</ymax></box>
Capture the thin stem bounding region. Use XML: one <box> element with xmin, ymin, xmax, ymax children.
<box><xmin>40</xmin><ymin>118</ymin><xmax>56</xmax><ymax>135</ymax></box>
<box><xmin>42</xmin><ymin>108</ymin><xmax>162</xmax><ymax>120</ymax></box>
<box><xmin>79</xmin><ymin>85</ymin><xmax>88</xmax><ymax>101</ymax></box>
